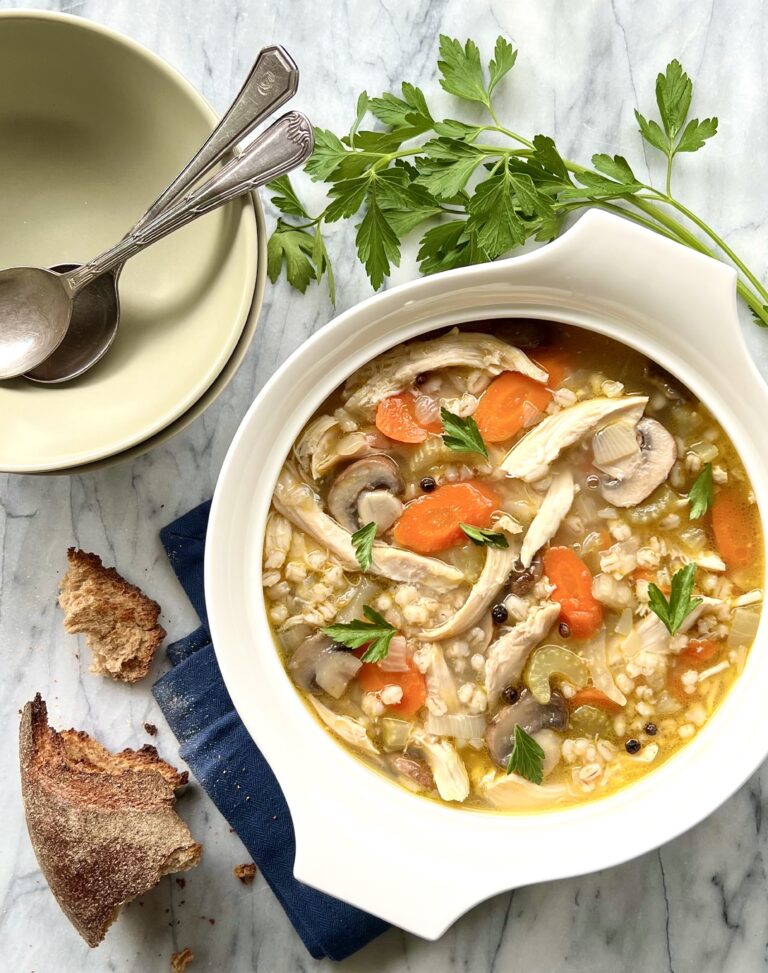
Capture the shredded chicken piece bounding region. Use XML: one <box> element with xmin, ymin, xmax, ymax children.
<box><xmin>501</xmin><ymin>396</ymin><xmax>648</xmax><ymax>481</ymax></box>
<box><xmin>273</xmin><ymin>463</ymin><xmax>464</xmax><ymax>591</ymax></box>
<box><xmin>480</xmin><ymin>769</ymin><xmax>569</xmax><ymax>808</ymax></box>
<box><xmin>419</xmin><ymin>545</ymin><xmax>518</xmax><ymax>640</ymax></box>
<box><xmin>519</xmin><ymin>471</ymin><xmax>576</xmax><ymax>568</ymax></box>
<box><xmin>308</xmin><ymin>697</ymin><xmax>378</xmax><ymax>756</ymax></box>
<box><xmin>485</xmin><ymin>602</ymin><xmax>561</xmax><ymax>701</ymax></box>
<box><xmin>263</xmin><ymin>512</ymin><xmax>292</xmax><ymax>570</ymax></box>
<box><xmin>343</xmin><ymin>330</ymin><xmax>546</xmax><ymax>415</ymax></box>
<box><xmin>411</xmin><ymin>730</ymin><xmax>470</xmax><ymax>802</ymax></box>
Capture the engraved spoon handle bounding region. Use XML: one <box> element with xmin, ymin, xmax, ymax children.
<box><xmin>137</xmin><ymin>45</ymin><xmax>299</xmax><ymax>226</ymax></box>
<box><xmin>66</xmin><ymin>112</ymin><xmax>313</xmax><ymax>292</ymax></box>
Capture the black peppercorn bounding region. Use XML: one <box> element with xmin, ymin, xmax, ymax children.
<box><xmin>420</xmin><ymin>476</ymin><xmax>437</xmax><ymax>492</ymax></box>
<box><xmin>644</xmin><ymin>722</ymin><xmax>657</xmax><ymax>736</ymax></box>
<box><xmin>491</xmin><ymin>603</ymin><xmax>509</xmax><ymax>624</ymax></box>
<box><xmin>625</xmin><ymin>738</ymin><xmax>641</xmax><ymax>754</ymax></box>
<box><xmin>415</xmin><ymin>372</ymin><xmax>428</xmax><ymax>386</ymax></box>
<box><xmin>558</xmin><ymin>621</ymin><xmax>571</xmax><ymax>638</ymax></box>
<box><xmin>501</xmin><ymin>685</ymin><xmax>519</xmax><ymax>705</ymax></box>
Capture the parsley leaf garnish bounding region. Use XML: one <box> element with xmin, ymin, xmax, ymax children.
<box><xmin>688</xmin><ymin>463</ymin><xmax>713</xmax><ymax>520</ymax></box>
<box><xmin>265</xmin><ymin>37</ymin><xmax>768</xmax><ymax>328</ymax></box>
<box><xmin>506</xmin><ymin>724</ymin><xmax>545</xmax><ymax>785</ymax></box>
<box><xmin>460</xmin><ymin>523</ymin><xmax>509</xmax><ymax>548</ymax></box>
<box><xmin>351</xmin><ymin>521</ymin><xmax>377</xmax><ymax>571</ymax></box>
<box><xmin>440</xmin><ymin>407</ymin><xmax>488</xmax><ymax>457</ymax></box>
<box><xmin>322</xmin><ymin>606</ymin><xmax>396</xmax><ymax>663</ymax></box>
<box><xmin>648</xmin><ymin>564</ymin><xmax>703</xmax><ymax>635</ymax></box>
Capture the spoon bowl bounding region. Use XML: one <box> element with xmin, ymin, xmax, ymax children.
<box><xmin>0</xmin><ymin>267</ymin><xmax>72</xmax><ymax>379</ymax></box>
<box><xmin>24</xmin><ymin>266</ymin><xmax>120</xmax><ymax>384</ymax></box>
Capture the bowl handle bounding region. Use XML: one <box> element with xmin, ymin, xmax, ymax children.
<box><xmin>488</xmin><ymin>208</ymin><xmax>767</xmax><ymax>403</ymax></box>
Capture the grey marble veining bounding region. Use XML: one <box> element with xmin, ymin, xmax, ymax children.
<box><xmin>2</xmin><ymin>0</ymin><xmax>768</xmax><ymax>970</ymax></box>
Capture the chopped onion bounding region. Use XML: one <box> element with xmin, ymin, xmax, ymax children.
<box><xmin>315</xmin><ymin>653</ymin><xmax>362</xmax><ymax>698</ymax></box>
<box><xmin>690</xmin><ymin>441</ymin><xmax>719</xmax><ymax>463</ymax></box>
<box><xmin>334</xmin><ymin>578</ymin><xmax>381</xmax><ymax>624</ymax></box>
<box><xmin>615</xmin><ymin>607</ymin><xmax>633</xmax><ymax>636</ymax></box>
<box><xmin>727</xmin><ymin>605</ymin><xmax>761</xmax><ymax>649</ymax></box>
<box><xmin>425</xmin><ymin>713</ymin><xmax>487</xmax><ymax>740</ymax></box>
<box><xmin>414</xmin><ymin>393</ymin><xmax>440</xmax><ymax>426</ymax></box>
<box><xmin>580</xmin><ymin>631</ymin><xmax>626</xmax><ymax>706</ymax></box>
<box><xmin>679</xmin><ymin>526</ymin><xmax>707</xmax><ymax>553</ymax></box>
<box><xmin>380</xmin><ymin>635</ymin><xmax>409</xmax><ymax>672</ymax></box>
<box><xmin>621</xmin><ymin>614</ymin><xmax>669</xmax><ymax>658</ymax></box>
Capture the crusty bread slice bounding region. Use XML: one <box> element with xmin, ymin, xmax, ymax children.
<box><xmin>59</xmin><ymin>548</ymin><xmax>166</xmax><ymax>682</ymax></box>
<box><xmin>20</xmin><ymin>695</ymin><xmax>202</xmax><ymax>947</ymax></box>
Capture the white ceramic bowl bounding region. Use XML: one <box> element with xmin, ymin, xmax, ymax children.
<box><xmin>206</xmin><ymin>211</ymin><xmax>768</xmax><ymax>939</ymax></box>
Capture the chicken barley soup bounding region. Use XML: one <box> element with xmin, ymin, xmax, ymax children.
<box><xmin>262</xmin><ymin>322</ymin><xmax>763</xmax><ymax>810</ymax></box>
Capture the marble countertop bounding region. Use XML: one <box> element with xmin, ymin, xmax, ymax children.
<box><xmin>2</xmin><ymin>0</ymin><xmax>768</xmax><ymax>970</ymax></box>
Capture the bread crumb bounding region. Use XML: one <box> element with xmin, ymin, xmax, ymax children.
<box><xmin>171</xmin><ymin>947</ymin><xmax>195</xmax><ymax>972</ymax></box>
<box><xmin>234</xmin><ymin>863</ymin><xmax>257</xmax><ymax>885</ymax></box>
<box><xmin>144</xmin><ymin>723</ymin><xmax>158</xmax><ymax>736</ymax></box>
<box><xmin>59</xmin><ymin>549</ymin><xmax>166</xmax><ymax>683</ymax></box>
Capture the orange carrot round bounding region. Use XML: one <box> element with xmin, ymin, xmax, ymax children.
<box><xmin>393</xmin><ymin>480</ymin><xmax>499</xmax><ymax>553</ymax></box>
<box><xmin>680</xmin><ymin>638</ymin><xmax>720</xmax><ymax>666</ymax></box>
<box><xmin>543</xmin><ymin>546</ymin><xmax>603</xmax><ymax>639</ymax></box>
<box><xmin>569</xmin><ymin>687</ymin><xmax>624</xmax><ymax>714</ymax></box>
<box><xmin>357</xmin><ymin>662</ymin><xmax>427</xmax><ymax>717</ymax></box>
<box><xmin>711</xmin><ymin>486</ymin><xmax>758</xmax><ymax>569</ymax></box>
<box><xmin>375</xmin><ymin>391</ymin><xmax>441</xmax><ymax>443</ymax></box>
<box><xmin>474</xmin><ymin>372</ymin><xmax>552</xmax><ymax>443</ymax></box>
<box><xmin>531</xmin><ymin>348</ymin><xmax>570</xmax><ymax>388</ymax></box>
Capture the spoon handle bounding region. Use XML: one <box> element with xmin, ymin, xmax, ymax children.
<box><xmin>66</xmin><ymin>112</ymin><xmax>314</xmax><ymax>291</ymax></box>
<box><xmin>137</xmin><ymin>45</ymin><xmax>299</xmax><ymax>227</ymax></box>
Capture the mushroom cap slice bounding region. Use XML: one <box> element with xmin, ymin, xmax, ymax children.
<box><xmin>599</xmin><ymin>417</ymin><xmax>677</xmax><ymax>508</ymax></box>
<box><xmin>327</xmin><ymin>455</ymin><xmax>405</xmax><ymax>532</ymax></box>
<box><xmin>288</xmin><ymin>632</ymin><xmax>362</xmax><ymax>698</ymax></box>
<box><xmin>485</xmin><ymin>689</ymin><xmax>568</xmax><ymax>768</ymax></box>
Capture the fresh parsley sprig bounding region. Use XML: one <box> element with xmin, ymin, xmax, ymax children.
<box><xmin>648</xmin><ymin>563</ymin><xmax>703</xmax><ymax>635</ymax></box>
<box><xmin>266</xmin><ymin>35</ymin><xmax>768</xmax><ymax>329</ymax></box>
<box><xmin>440</xmin><ymin>407</ymin><xmax>488</xmax><ymax>457</ymax></box>
<box><xmin>322</xmin><ymin>606</ymin><xmax>396</xmax><ymax>663</ymax></box>
<box><xmin>506</xmin><ymin>723</ymin><xmax>545</xmax><ymax>785</ymax></box>
<box><xmin>351</xmin><ymin>521</ymin><xmax>377</xmax><ymax>571</ymax></box>
<box><xmin>460</xmin><ymin>523</ymin><xmax>509</xmax><ymax>548</ymax></box>
<box><xmin>688</xmin><ymin>463</ymin><xmax>713</xmax><ymax>520</ymax></box>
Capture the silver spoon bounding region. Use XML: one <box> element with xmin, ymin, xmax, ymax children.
<box><xmin>20</xmin><ymin>45</ymin><xmax>299</xmax><ymax>384</ymax></box>
<box><xmin>0</xmin><ymin>110</ymin><xmax>313</xmax><ymax>381</ymax></box>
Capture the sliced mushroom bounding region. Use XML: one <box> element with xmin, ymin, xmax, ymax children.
<box><xmin>485</xmin><ymin>689</ymin><xmax>568</xmax><ymax>768</ymax></box>
<box><xmin>598</xmin><ymin>417</ymin><xmax>677</xmax><ymax>508</ymax></box>
<box><xmin>506</xmin><ymin>554</ymin><xmax>543</xmax><ymax>596</ymax></box>
<box><xmin>387</xmin><ymin>754</ymin><xmax>435</xmax><ymax>791</ymax></box>
<box><xmin>327</xmin><ymin>456</ymin><xmax>405</xmax><ymax>533</ymax></box>
<box><xmin>357</xmin><ymin>489</ymin><xmax>404</xmax><ymax>536</ymax></box>
<box><xmin>288</xmin><ymin>633</ymin><xmax>361</xmax><ymax>698</ymax></box>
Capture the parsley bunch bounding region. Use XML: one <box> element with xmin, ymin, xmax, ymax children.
<box><xmin>267</xmin><ymin>35</ymin><xmax>768</xmax><ymax>328</ymax></box>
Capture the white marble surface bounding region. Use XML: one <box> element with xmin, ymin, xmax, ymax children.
<box><xmin>2</xmin><ymin>0</ymin><xmax>768</xmax><ymax>970</ymax></box>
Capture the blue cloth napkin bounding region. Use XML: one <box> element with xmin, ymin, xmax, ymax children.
<box><xmin>152</xmin><ymin>501</ymin><xmax>389</xmax><ymax>961</ymax></box>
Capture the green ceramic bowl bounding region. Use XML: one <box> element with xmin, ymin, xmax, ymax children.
<box><xmin>0</xmin><ymin>11</ymin><xmax>261</xmax><ymax>473</ymax></box>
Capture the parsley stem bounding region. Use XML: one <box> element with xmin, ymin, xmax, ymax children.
<box><xmin>665</xmin><ymin>154</ymin><xmax>673</xmax><ymax>196</ymax></box>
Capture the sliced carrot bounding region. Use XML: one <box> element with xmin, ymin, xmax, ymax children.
<box><xmin>711</xmin><ymin>486</ymin><xmax>758</xmax><ymax>569</ymax></box>
<box><xmin>393</xmin><ymin>480</ymin><xmax>499</xmax><ymax>553</ymax></box>
<box><xmin>680</xmin><ymin>638</ymin><xmax>720</xmax><ymax>667</ymax></box>
<box><xmin>543</xmin><ymin>546</ymin><xmax>603</xmax><ymax>639</ymax></box>
<box><xmin>474</xmin><ymin>372</ymin><xmax>552</xmax><ymax>443</ymax></box>
<box><xmin>357</xmin><ymin>662</ymin><xmax>427</xmax><ymax>717</ymax></box>
<box><xmin>569</xmin><ymin>687</ymin><xmax>624</xmax><ymax>714</ymax></box>
<box><xmin>375</xmin><ymin>391</ymin><xmax>441</xmax><ymax>444</ymax></box>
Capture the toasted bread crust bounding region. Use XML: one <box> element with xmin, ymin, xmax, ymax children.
<box><xmin>20</xmin><ymin>695</ymin><xmax>201</xmax><ymax>947</ymax></box>
<box><xmin>59</xmin><ymin>549</ymin><xmax>166</xmax><ymax>683</ymax></box>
